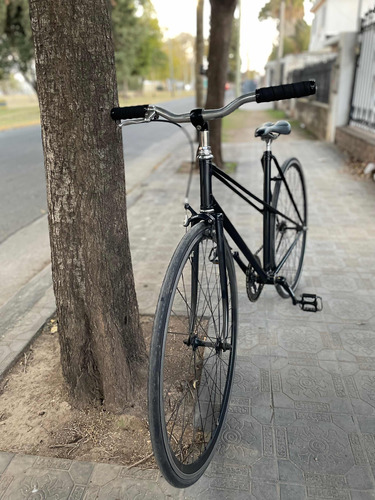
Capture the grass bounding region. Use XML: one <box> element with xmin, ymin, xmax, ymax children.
<box><xmin>0</xmin><ymin>90</ymin><xmax>194</xmax><ymax>132</ymax></box>
<box><xmin>223</xmin><ymin>161</ymin><xmax>237</xmax><ymax>174</ymax></box>
<box><xmin>222</xmin><ymin>110</ymin><xmax>251</xmax><ymax>142</ymax></box>
<box><xmin>266</xmin><ymin>109</ymin><xmax>286</xmax><ymax>121</ymax></box>
<box><xmin>266</xmin><ymin>108</ymin><xmax>315</xmax><ymax>140</ymax></box>
<box><xmin>0</xmin><ymin>94</ymin><xmax>40</xmax><ymax>131</ymax></box>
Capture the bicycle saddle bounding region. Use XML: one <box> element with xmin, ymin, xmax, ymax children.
<box><xmin>255</xmin><ymin>120</ymin><xmax>291</xmax><ymax>139</ymax></box>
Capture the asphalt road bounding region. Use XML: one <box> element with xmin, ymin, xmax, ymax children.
<box><xmin>0</xmin><ymin>95</ymin><xmax>195</xmax><ymax>244</ymax></box>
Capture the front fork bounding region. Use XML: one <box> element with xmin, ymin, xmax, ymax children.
<box><xmin>215</xmin><ymin>214</ymin><xmax>229</xmax><ymax>346</ymax></box>
<box><xmin>184</xmin><ymin>209</ymin><xmax>231</xmax><ymax>351</ymax></box>
<box><xmin>186</xmin><ymin>115</ymin><xmax>230</xmax><ymax>349</ymax></box>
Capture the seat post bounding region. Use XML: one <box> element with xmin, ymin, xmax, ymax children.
<box><xmin>265</xmin><ymin>138</ymin><xmax>273</xmax><ymax>153</ymax></box>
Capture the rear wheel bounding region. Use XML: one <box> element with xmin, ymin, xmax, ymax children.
<box><xmin>148</xmin><ymin>221</ymin><xmax>237</xmax><ymax>488</ymax></box>
<box><xmin>271</xmin><ymin>158</ymin><xmax>307</xmax><ymax>298</ymax></box>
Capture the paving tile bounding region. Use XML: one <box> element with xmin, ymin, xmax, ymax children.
<box><xmin>88</xmin><ymin>463</ymin><xmax>122</xmax><ymax>487</ymax></box>
<box><xmin>272</xmin><ymin>363</ymin><xmax>353</xmax><ymax>414</ymax></box>
<box><xmin>288</xmin><ymin>423</ymin><xmax>355</xmax><ymax>475</ymax></box>
<box><xmin>231</xmin><ymin>357</ymin><xmax>272</xmax><ymax>409</ymax></box>
<box><xmin>350</xmin><ymin>491</ymin><xmax>375</xmax><ymax>500</ymax></box>
<box><xmin>250</xmin><ymin>480</ymin><xmax>279</xmax><ymax>499</ymax></box>
<box><xmin>215</xmin><ymin>414</ymin><xmax>263</xmax><ymax>466</ymax></box>
<box><xmin>3</xmin><ymin>470</ymin><xmax>74</xmax><ymax>499</ymax></box>
<box><xmin>251</xmin><ymin>457</ymin><xmax>278</xmax><ymax>483</ymax></box>
<box><xmin>68</xmin><ymin>461</ymin><xmax>94</xmax><ymax>486</ymax></box>
<box><xmin>346</xmin><ymin>466</ymin><xmax>375</xmax><ymax>490</ymax></box>
<box><xmin>304</xmin><ymin>471</ymin><xmax>351</xmax><ymax>499</ymax></box>
<box><xmin>0</xmin><ymin>453</ymin><xmax>14</xmax><ymax>475</ymax></box>
<box><xmin>280</xmin><ymin>483</ymin><xmax>306</xmax><ymax>499</ymax></box>
<box><xmin>278</xmin><ymin>459</ymin><xmax>304</xmax><ymax>484</ymax></box>
<box><xmin>2</xmin><ymin>455</ymin><xmax>37</xmax><ymax>475</ymax></box>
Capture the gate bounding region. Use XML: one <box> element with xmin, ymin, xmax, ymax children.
<box><xmin>350</xmin><ymin>8</ymin><xmax>375</xmax><ymax>132</ymax></box>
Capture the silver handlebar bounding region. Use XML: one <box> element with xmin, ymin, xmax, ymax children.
<box><xmin>119</xmin><ymin>91</ymin><xmax>257</xmax><ymax>127</ymax></box>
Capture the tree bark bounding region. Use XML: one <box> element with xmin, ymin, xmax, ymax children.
<box><xmin>205</xmin><ymin>0</ymin><xmax>237</xmax><ymax>168</ymax></box>
<box><xmin>28</xmin><ymin>0</ymin><xmax>147</xmax><ymax>412</ymax></box>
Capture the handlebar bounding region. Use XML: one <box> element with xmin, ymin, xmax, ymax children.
<box><xmin>255</xmin><ymin>80</ymin><xmax>316</xmax><ymax>103</ymax></box>
<box><xmin>110</xmin><ymin>80</ymin><xmax>316</xmax><ymax>125</ymax></box>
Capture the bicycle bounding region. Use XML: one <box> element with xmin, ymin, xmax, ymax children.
<box><xmin>111</xmin><ymin>80</ymin><xmax>323</xmax><ymax>488</ymax></box>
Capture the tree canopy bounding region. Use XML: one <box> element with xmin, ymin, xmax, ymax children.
<box><xmin>0</xmin><ymin>0</ymin><xmax>167</xmax><ymax>91</ymax></box>
<box><xmin>111</xmin><ymin>0</ymin><xmax>167</xmax><ymax>89</ymax></box>
<box><xmin>259</xmin><ymin>0</ymin><xmax>304</xmax><ymax>36</ymax></box>
<box><xmin>258</xmin><ymin>0</ymin><xmax>311</xmax><ymax>60</ymax></box>
<box><xmin>0</xmin><ymin>0</ymin><xmax>35</xmax><ymax>89</ymax></box>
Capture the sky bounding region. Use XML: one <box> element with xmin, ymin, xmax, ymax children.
<box><xmin>151</xmin><ymin>0</ymin><xmax>314</xmax><ymax>74</ymax></box>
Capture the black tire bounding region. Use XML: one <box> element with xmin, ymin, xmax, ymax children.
<box><xmin>271</xmin><ymin>158</ymin><xmax>307</xmax><ymax>298</ymax></box>
<box><xmin>148</xmin><ymin>221</ymin><xmax>237</xmax><ymax>488</ymax></box>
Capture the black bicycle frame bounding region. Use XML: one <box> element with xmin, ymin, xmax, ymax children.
<box><xmin>196</xmin><ymin>128</ymin><xmax>304</xmax><ymax>287</ymax></box>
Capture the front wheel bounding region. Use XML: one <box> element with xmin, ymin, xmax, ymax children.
<box><xmin>271</xmin><ymin>158</ymin><xmax>307</xmax><ymax>298</ymax></box>
<box><xmin>148</xmin><ymin>221</ymin><xmax>237</xmax><ymax>488</ymax></box>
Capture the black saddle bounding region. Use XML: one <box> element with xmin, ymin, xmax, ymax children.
<box><xmin>255</xmin><ymin>120</ymin><xmax>291</xmax><ymax>139</ymax></box>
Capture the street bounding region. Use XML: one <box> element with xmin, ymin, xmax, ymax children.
<box><xmin>0</xmin><ymin>96</ymin><xmax>194</xmax><ymax>244</ymax></box>
<box><xmin>0</xmin><ymin>95</ymin><xmax>196</xmax><ymax>349</ymax></box>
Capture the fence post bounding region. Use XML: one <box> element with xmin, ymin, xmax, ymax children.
<box><xmin>333</xmin><ymin>33</ymin><xmax>358</xmax><ymax>130</ymax></box>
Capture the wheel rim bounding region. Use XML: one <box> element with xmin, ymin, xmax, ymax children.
<box><xmin>160</xmin><ymin>230</ymin><xmax>236</xmax><ymax>474</ymax></box>
<box><xmin>273</xmin><ymin>162</ymin><xmax>306</xmax><ymax>290</ymax></box>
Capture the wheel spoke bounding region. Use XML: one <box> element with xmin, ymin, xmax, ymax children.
<box><xmin>273</xmin><ymin>161</ymin><xmax>307</xmax><ymax>295</ymax></box>
<box><xmin>149</xmin><ymin>223</ymin><xmax>237</xmax><ymax>485</ymax></box>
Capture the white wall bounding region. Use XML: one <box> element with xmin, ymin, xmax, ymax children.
<box><xmin>309</xmin><ymin>0</ymin><xmax>375</xmax><ymax>51</ymax></box>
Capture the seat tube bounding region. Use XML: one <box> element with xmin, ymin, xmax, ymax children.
<box><xmin>262</xmin><ymin>141</ymin><xmax>273</xmax><ymax>271</ymax></box>
<box><xmin>198</xmin><ymin>129</ymin><xmax>214</xmax><ymax>212</ymax></box>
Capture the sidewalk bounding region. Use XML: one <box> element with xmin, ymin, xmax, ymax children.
<box><xmin>1</xmin><ymin>130</ymin><xmax>375</xmax><ymax>498</ymax></box>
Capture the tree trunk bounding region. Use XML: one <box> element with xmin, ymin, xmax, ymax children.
<box><xmin>195</xmin><ymin>0</ymin><xmax>205</xmax><ymax>109</ymax></box>
<box><xmin>28</xmin><ymin>0</ymin><xmax>147</xmax><ymax>413</ymax></box>
<box><xmin>205</xmin><ymin>0</ymin><xmax>237</xmax><ymax>168</ymax></box>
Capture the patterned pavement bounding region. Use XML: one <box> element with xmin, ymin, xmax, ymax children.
<box><xmin>1</xmin><ymin>133</ymin><xmax>375</xmax><ymax>499</ymax></box>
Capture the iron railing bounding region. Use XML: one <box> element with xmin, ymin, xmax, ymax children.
<box><xmin>291</xmin><ymin>59</ymin><xmax>335</xmax><ymax>104</ymax></box>
<box><xmin>350</xmin><ymin>8</ymin><xmax>375</xmax><ymax>132</ymax></box>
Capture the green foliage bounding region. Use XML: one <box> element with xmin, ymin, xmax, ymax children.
<box><xmin>268</xmin><ymin>20</ymin><xmax>311</xmax><ymax>60</ymax></box>
<box><xmin>111</xmin><ymin>0</ymin><xmax>167</xmax><ymax>89</ymax></box>
<box><xmin>168</xmin><ymin>33</ymin><xmax>194</xmax><ymax>84</ymax></box>
<box><xmin>227</xmin><ymin>16</ymin><xmax>239</xmax><ymax>82</ymax></box>
<box><xmin>259</xmin><ymin>0</ymin><xmax>304</xmax><ymax>23</ymax></box>
<box><xmin>0</xmin><ymin>0</ymin><xmax>167</xmax><ymax>92</ymax></box>
<box><xmin>0</xmin><ymin>0</ymin><xmax>36</xmax><ymax>88</ymax></box>
<box><xmin>258</xmin><ymin>0</ymin><xmax>311</xmax><ymax>60</ymax></box>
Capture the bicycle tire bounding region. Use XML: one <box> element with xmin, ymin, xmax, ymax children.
<box><xmin>148</xmin><ymin>221</ymin><xmax>237</xmax><ymax>488</ymax></box>
<box><xmin>271</xmin><ymin>158</ymin><xmax>307</xmax><ymax>298</ymax></box>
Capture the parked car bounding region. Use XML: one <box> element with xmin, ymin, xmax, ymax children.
<box><xmin>242</xmin><ymin>80</ymin><xmax>257</xmax><ymax>94</ymax></box>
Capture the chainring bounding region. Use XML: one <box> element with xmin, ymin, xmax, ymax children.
<box><xmin>246</xmin><ymin>255</ymin><xmax>264</xmax><ymax>302</ymax></box>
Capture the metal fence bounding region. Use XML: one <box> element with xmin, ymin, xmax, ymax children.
<box><xmin>350</xmin><ymin>8</ymin><xmax>375</xmax><ymax>132</ymax></box>
<box><xmin>291</xmin><ymin>59</ymin><xmax>336</xmax><ymax>104</ymax></box>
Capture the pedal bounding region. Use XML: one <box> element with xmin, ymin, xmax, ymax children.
<box><xmin>299</xmin><ymin>293</ymin><xmax>323</xmax><ymax>313</ymax></box>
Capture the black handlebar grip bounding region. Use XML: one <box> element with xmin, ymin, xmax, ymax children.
<box><xmin>110</xmin><ymin>105</ymin><xmax>149</xmax><ymax>121</ymax></box>
<box><xmin>255</xmin><ymin>80</ymin><xmax>316</xmax><ymax>103</ymax></box>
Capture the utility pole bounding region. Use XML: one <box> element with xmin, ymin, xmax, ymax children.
<box><xmin>356</xmin><ymin>0</ymin><xmax>363</xmax><ymax>31</ymax></box>
<box><xmin>196</xmin><ymin>0</ymin><xmax>204</xmax><ymax>107</ymax></box>
<box><xmin>276</xmin><ymin>0</ymin><xmax>285</xmax><ymax>85</ymax></box>
<box><xmin>168</xmin><ymin>37</ymin><xmax>175</xmax><ymax>97</ymax></box>
<box><xmin>235</xmin><ymin>0</ymin><xmax>242</xmax><ymax>97</ymax></box>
